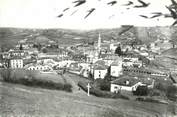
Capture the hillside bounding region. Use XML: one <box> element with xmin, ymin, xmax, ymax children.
<box><xmin>0</xmin><ymin>26</ymin><xmax>176</xmax><ymax>50</ymax></box>
<box><xmin>0</xmin><ymin>81</ymin><xmax>171</xmax><ymax>117</ymax></box>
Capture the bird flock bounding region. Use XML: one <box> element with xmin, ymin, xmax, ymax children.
<box><xmin>57</xmin><ymin>0</ymin><xmax>177</xmax><ymax>26</ymax></box>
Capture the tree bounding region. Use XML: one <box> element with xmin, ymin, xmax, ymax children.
<box><xmin>115</xmin><ymin>46</ymin><xmax>122</xmax><ymax>56</ymax></box>
<box><xmin>42</xmin><ymin>48</ymin><xmax>48</xmax><ymax>53</ymax></box>
<box><xmin>93</xmin><ymin>79</ymin><xmax>110</xmax><ymax>91</ymax></box>
<box><xmin>0</xmin><ymin>69</ymin><xmax>12</xmax><ymax>82</ymax></box>
<box><xmin>166</xmin><ymin>85</ymin><xmax>177</xmax><ymax>101</ymax></box>
<box><xmin>19</xmin><ymin>44</ymin><xmax>23</xmax><ymax>50</ymax></box>
<box><xmin>133</xmin><ymin>86</ymin><xmax>148</xmax><ymax>96</ymax></box>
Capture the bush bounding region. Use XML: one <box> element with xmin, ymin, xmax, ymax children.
<box><xmin>42</xmin><ymin>48</ymin><xmax>48</xmax><ymax>53</ymax></box>
<box><xmin>155</xmin><ymin>82</ymin><xmax>168</xmax><ymax>92</ymax></box>
<box><xmin>133</xmin><ymin>86</ymin><xmax>148</xmax><ymax>96</ymax></box>
<box><xmin>166</xmin><ymin>85</ymin><xmax>177</xmax><ymax>102</ymax></box>
<box><xmin>93</xmin><ymin>79</ymin><xmax>110</xmax><ymax>91</ymax></box>
<box><xmin>1</xmin><ymin>70</ymin><xmax>72</xmax><ymax>92</ymax></box>
<box><xmin>148</xmin><ymin>89</ymin><xmax>162</xmax><ymax>97</ymax></box>
<box><xmin>168</xmin><ymin>104</ymin><xmax>177</xmax><ymax>115</ymax></box>
<box><xmin>0</xmin><ymin>69</ymin><xmax>12</xmax><ymax>81</ymax></box>
<box><xmin>155</xmin><ymin>82</ymin><xmax>177</xmax><ymax>101</ymax></box>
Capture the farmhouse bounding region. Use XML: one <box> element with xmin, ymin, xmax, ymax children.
<box><xmin>25</xmin><ymin>63</ymin><xmax>53</xmax><ymax>71</ymax></box>
<box><xmin>93</xmin><ymin>65</ymin><xmax>108</xmax><ymax>80</ymax></box>
<box><xmin>110</xmin><ymin>60</ymin><xmax>123</xmax><ymax>77</ymax></box>
<box><xmin>110</xmin><ymin>77</ymin><xmax>143</xmax><ymax>93</ymax></box>
<box><xmin>9</xmin><ymin>57</ymin><xmax>23</xmax><ymax>69</ymax></box>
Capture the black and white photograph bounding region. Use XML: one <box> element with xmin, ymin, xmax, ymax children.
<box><xmin>0</xmin><ymin>0</ymin><xmax>177</xmax><ymax>117</ymax></box>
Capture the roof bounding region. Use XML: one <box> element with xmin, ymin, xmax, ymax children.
<box><xmin>94</xmin><ymin>64</ymin><xmax>108</xmax><ymax>70</ymax></box>
<box><xmin>24</xmin><ymin>63</ymin><xmax>52</xmax><ymax>68</ymax></box>
<box><xmin>94</xmin><ymin>60</ymin><xmax>105</xmax><ymax>66</ymax></box>
<box><xmin>123</xmin><ymin>59</ymin><xmax>132</xmax><ymax>62</ymax></box>
<box><xmin>111</xmin><ymin>77</ymin><xmax>140</xmax><ymax>87</ymax></box>
<box><xmin>111</xmin><ymin>75</ymin><xmax>153</xmax><ymax>86</ymax></box>
<box><xmin>9</xmin><ymin>50</ymin><xmax>24</xmax><ymax>53</ymax></box>
<box><xmin>10</xmin><ymin>56</ymin><xmax>23</xmax><ymax>60</ymax></box>
<box><xmin>111</xmin><ymin>60</ymin><xmax>122</xmax><ymax>66</ymax></box>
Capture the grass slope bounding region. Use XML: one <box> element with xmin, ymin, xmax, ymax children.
<box><xmin>0</xmin><ymin>81</ymin><xmax>171</xmax><ymax>117</ymax></box>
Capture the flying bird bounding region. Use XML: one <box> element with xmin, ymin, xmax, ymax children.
<box><xmin>170</xmin><ymin>0</ymin><xmax>177</xmax><ymax>9</ymax></box>
<box><xmin>84</xmin><ymin>8</ymin><xmax>95</xmax><ymax>19</ymax></box>
<box><xmin>57</xmin><ymin>14</ymin><xmax>63</xmax><ymax>18</ymax></box>
<box><xmin>172</xmin><ymin>20</ymin><xmax>177</xmax><ymax>26</ymax></box>
<box><xmin>63</xmin><ymin>8</ymin><xmax>70</xmax><ymax>12</ymax></box>
<box><xmin>134</xmin><ymin>0</ymin><xmax>150</xmax><ymax>8</ymax></box>
<box><xmin>107</xmin><ymin>1</ymin><xmax>117</xmax><ymax>6</ymax></box>
<box><xmin>123</xmin><ymin>1</ymin><xmax>133</xmax><ymax>6</ymax></box>
<box><xmin>151</xmin><ymin>12</ymin><xmax>163</xmax><ymax>15</ymax></box>
<box><xmin>164</xmin><ymin>14</ymin><xmax>173</xmax><ymax>18</ymax></box>
<box><xmin>166</xmin><ymin>6</ymin><xmax>177</xmax><ymax>19</ymax></box>
<box><xmin>150</xmin><ymin>12</ymin><xmax>163</xmax><ymax>18</ymax></box>
<box><xmin>150</xmin><ymin>14</ymin><xmax>162</xmax><ymax>18</ymax></box>
<box><xmin>139</xmin><ymin>15</ymin><xmax>149</xmax><ymax>18</ymax></box>
<box><xmin>71</xmin><ymin>10</ymin><xmax>78</xmax><ymax>16</ymax></box>
<box><xmin>73</xmin><ymin>0</ymin><xmax>86</xmax><ymax>7</ymax></box>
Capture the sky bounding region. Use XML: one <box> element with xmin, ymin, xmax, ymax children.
<box><xmin>0</xmin><ymin>0</ymin><xmax>175</xmax><ymax>30</ymax></box>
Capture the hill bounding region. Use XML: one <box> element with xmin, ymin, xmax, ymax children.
<box><xmin>0</xmin><ymin>81</ymin><xmax>171</xmax><ymax>117</ymax></box>
<box><xmin>0</xmin><ymin>26</ymin><xmax>176</xmax><ymax>51</ymax></box>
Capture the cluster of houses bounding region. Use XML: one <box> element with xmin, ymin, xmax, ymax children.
<box><xmin>0</xmin><ymin>33</ymin><xmax>174</xmax><ymax>94</ymax></box>
<box><xmin>65</xmin><ymin>34</ymin><xmax>171</xmax><ymax>94</ymax></box>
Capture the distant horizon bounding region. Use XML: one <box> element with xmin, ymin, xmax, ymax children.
<box><xmin>0</xmin><ymin>25</ymin><xmax>174</xmax><ymax>31</ymax></box>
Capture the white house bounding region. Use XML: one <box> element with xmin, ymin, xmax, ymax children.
<box><xmin>25</xmin><ymin>64</ymin><xmax>53</xmax><ymax>71</ymax></box>
<box><xmin>9</xmin><ymin>57</ymin><xmax>23</xmax><ymax>69</ymax></box>
<box><xmin>110</xmin><ymin>60</ymin><xmax>123</xmax><ymax>77</ymax></box>
<box><xmin>37</xmin><ymin>58</ymin><xmax>59</xmax><ymax>67</ymax></box>
<box><xmin>109</xmin><ymin>43</ymin><xmax>117</xmax><ymax>51</ymax></box>
<box><xmin>9</xmin><ymin>50</ymin><xmax>26</xmax><ymax>57</ymax></box>
<box><xmin>139</xmin><ymin>50</ymin><xmax>149</xmax><ymax>57</ymax></box>
<box><xmin>93</xmin><ymin>65</ymin><xmax>108</xmax><ymax>80</ymax></box>
<box><xmin>110</xmin><ymin>78</ymin><xmax>144</xmax><ymax>93</ymax></box>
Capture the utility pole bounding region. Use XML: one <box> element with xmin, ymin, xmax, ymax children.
<box><xmin>87</xmin><ymin>83</ymin><xmax>91</xmax><ymax>96</ymax></box>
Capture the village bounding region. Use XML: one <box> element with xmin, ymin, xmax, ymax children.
<box><xmin>0</xmin><ymin>28</ymin><xmax>176</xmax><ymax>105</ymax></box>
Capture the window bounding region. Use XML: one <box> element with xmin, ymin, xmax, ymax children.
<box><xmin>99</xmin><ymin>71</ymin><xmax>101</xmax><ymax>78</ymax></box>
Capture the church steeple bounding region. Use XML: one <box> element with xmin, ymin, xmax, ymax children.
<box><xmin>97</xmin><ymin>33</ymin><xmax>101</xmax><ymax>52</ymax></box>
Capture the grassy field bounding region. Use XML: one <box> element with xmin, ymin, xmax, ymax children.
<box><xmin>0</xmin><ymin>81</ymin><xmax>172</xmax><ymax>117</ymax></box>
<box><xmin>0</xmin><ymin>72</ymin><xmax>175</xmax><ymax>117</ymax></box>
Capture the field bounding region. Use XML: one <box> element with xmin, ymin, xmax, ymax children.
<box><xmin>0</xmin><ymin>72</ymin><xmax>174</xmax><ymax>117</ymax></box>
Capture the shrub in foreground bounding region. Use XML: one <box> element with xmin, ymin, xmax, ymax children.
<box><xmin>1</xmin><ymin>70</ymin><xmax>72</xmax><ymax>92</ymax></box>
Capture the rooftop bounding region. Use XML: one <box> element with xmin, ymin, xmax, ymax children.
<box><xmin>94</xmin><ymin>65</ymin><xmax>108</xmax><ymax>70</ymax></box>
<box><xmin>111</xmin><ymin>75</ymin><xmax>153</xmax><ymax>86</ymax></box>
<box><xmin>111</xmin><ymin>77</ymin><xmax>140</xmax><ymax>87</ymax></box>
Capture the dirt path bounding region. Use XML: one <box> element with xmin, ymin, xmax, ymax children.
<box><xmin>63</xmin><ymin>73</ymin><xmax>86</xmax><ymax>95</ymax></box>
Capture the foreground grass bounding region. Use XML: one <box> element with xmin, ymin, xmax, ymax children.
<box><xmin>0</xmin><ymin>81</ymin><xmax>171</xmax><ymax>117</ymax></box>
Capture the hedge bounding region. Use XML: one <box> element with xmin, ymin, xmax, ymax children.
<box><xmin>1</xmin><ymin>69</ymin><xmax>72</xmax><ymax>92</ymax></box>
